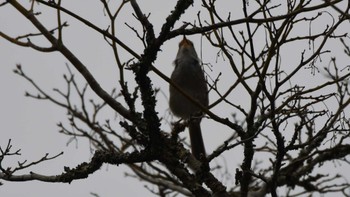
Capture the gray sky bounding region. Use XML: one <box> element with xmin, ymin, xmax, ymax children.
<box><xmin>1</xmin><ymin>1</ymin><xmax>350</xmax><ymax>197</ymax></box>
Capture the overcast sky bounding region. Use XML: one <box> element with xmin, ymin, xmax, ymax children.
<box><xmin>1</xmin><ymin>1</ymin><xmax>350</xmax><ymax>197</ymax></box>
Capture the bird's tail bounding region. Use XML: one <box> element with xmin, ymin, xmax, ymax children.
<box><xmin>188</xmin><ymin>118</ymin><xmax>206</xmax><ymax>160</ymax></box>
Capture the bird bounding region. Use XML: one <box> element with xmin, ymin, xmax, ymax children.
<box><xmin>169</xmin><ymin>36</ymin><xmax>209</xmax><ymax>160</ymax></box>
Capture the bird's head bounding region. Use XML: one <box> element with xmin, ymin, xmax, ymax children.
<box><xmin>179</xmin><ymin>36</ymin><xmax>194</xmax><ymax>49</ymax></box>
<box><xmin>176</xmin><ymin>36</ymin><xmax>198</xmax><ymax>60</ymax></box>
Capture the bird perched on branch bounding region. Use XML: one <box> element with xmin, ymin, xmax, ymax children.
<box><xmin>169</xmin><ymin>36</ymin><xmax>209</xmax><ymax>160</ymax></box>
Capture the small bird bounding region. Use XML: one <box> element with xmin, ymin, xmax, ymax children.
<box><xmin>169</xmin><ymin>36</ymin><xmax>208</xmax><ymax>160</ymax></box>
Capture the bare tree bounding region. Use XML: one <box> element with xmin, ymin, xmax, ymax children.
<box><xmin>1</xmin><ymin>0</ymin><xmax>350</xmax><ymax>196</ymax></box>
